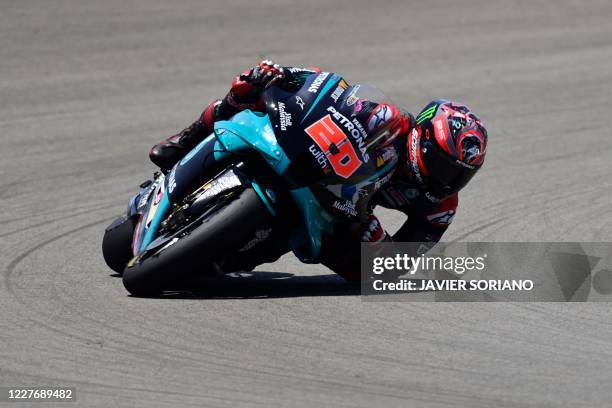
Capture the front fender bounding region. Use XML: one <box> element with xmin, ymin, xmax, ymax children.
<box><xmin>212</xmin><ymin>110</ymin><xmax>290</xmax><ymax>175</ymax></box>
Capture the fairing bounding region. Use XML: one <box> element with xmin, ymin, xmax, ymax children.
<box><xmin>128</xmin><ymin>72</ymin><xmax>400</xmax><ymax>262</ymax></box>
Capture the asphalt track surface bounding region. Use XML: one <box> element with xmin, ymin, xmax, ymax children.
<box><xmin>2</xmin><ymin>1</ymin><xmax>612</xmax><ymax>407</ymax></box>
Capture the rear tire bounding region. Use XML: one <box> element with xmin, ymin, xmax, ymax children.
<box><xmin>122</xmin><ymin>188</ymin><xmax>272</xmax><ymax>297</ymax></box>
<box><xmin>102</xmin><ymin>215</ymin><xmax>136</xmax><ymax>275</ymax></box>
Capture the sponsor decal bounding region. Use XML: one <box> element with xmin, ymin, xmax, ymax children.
<box><xmin>239</xmin><ymin>228</ymin><xmax>273</xmax><ymax>252</ymax></box>
<box><xmin>287</xmin><ymin>67</ymin><xmax>317</xmax><ymax>74</ymax></box>
<box><xmin>330</xmin><ymin>85</ymin><xmax>345</xmax><ymax>102</ymax></box>
<box><xmin>138</xmin><ymin>193</ymin><xmax>149</xmax><ymax>209</ymax></box>
<box><xmin>145</xmin><ymin>180</ymin><xmax>166</xmax><ymax>228</ymax></box>
<box><xmin>425</xmin><ymin>191</ymin><xmax>442</xmax><ymax>203</ymax></box>
<box><xmin>409</xmin><ymin>128</ymin><xmax>424</xmax><ymax>184</ymax></box>
<box><xmin>345</xmin><ymin>84</ymin><xmax>361</xmax><ymax>106</ymax></box>
<box><xmin>375</xmin><ymin>147</ymin><xmax>396</xmax><ymax>168</ymax></box>
<box><xmin>309</xmin><ymin>144</ymin><xmax>332</xmax><ymax>174</ymax></box>
<box><xmin>332</xmin><ymin>200</ymin><xmax>358</xmax><ymax>217</ymax></box>
<box><xmin>192</xmin><ymin>172</ymin><xmax>242</xmax><ymax>207</ymax></box>
<box><xmin>433</xmin><ymin>117</ymin><xmax>446</xmax><ymax>141</ymax></box>
<box><xmin>308</xmin><ymin>72</ymin><xmax>329</xmax><ymax>93</ymax></box>
<box><xmin>263</xmin><ymin>123</ymin><xmax>275</xmax><ymax>140</ymax></box>
<box><xmin>326</xmin><ymin>106</ymin><xmax>369</xmax><ymax>162</ymax></box>
<box><xmin>278</xmin><ymin>102</ymin><xmax>292</xmax><ymax>131</ymax></box>
<box><xmin>351</xmin><ymin>118</ymin><xmax>369</xmax><ymax>139</ymax></box>
<box><xmin>353</xmin><ymin>99</ymin><xmax>364</xmax><ymax>113</ymax></box>
<box><xmin>416</xmin><ymin>103</ymin><xmax>438</xmax><ymax>125</ymax></box>
<box><xmin>456</xmin><ymin>159</ymin><xmax>476</xmax><ymax>169</ymax></box>
<box><xmin>305</xmin><ymin>115</ymin><xmax>362</xmax><ymax>178</ymax></box>
<box><xmin>374</xmin><ymin>169</ymin><xmax>395</xmax><ymax>190</ymax></box>
<box><xmin>450</xmin><ymin>116</ymin><xmax>465</xmax><ymax>132</ymax></box>
<box><xmin>137</xmin><ymin>179</ymin><xmax>159</xmax><ymax>209</ymax></box>
<box><xmin>426</xmin><ymin>210</ymin><xmax>456</xmax><ymax>225</ymax></box>
<box><xmin>295</xmin><ymin>96</ymin><xmax>305</xmax><ymax>110</ymax></box>
<box><xmin>368</xmin><ymin>104</ymin><xmax>393</xmax><ymax>131</ymax></box>
<box><xmin>168</xmin><ymin>170</ymin><xmax>177</xmax><ymax>194</ymax></box>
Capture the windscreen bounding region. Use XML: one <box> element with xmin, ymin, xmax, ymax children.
<box><xmin>339</xmin><ymin>84</ymin><xmax>404</xmax><ymax>151</ymax></box>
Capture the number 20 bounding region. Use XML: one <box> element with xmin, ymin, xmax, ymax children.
<box><xmin>304</xmin><ymin>115</ymin><xmax>362</xmax><ymax>178</ymax></box>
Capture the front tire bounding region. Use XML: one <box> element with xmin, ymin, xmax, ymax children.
<box><xmin>102</xmin><ymin>215</ymin><xmax>136</xmax><ymax>275</ymax></box>
<box><xmin>122</xmin><ymin>188</ymin><xmax>273</xmax><ymax>297</ymax></box>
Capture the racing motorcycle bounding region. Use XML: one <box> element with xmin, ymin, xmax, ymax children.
<box><xmin>102</xmin><ymin>72</ymin><xmax>401</xmax><ymax>296</ymax></box>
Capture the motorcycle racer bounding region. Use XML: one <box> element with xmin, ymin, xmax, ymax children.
<box><xmin>149</xmin><ymin>60</ymin><xmax>488</xmax><ymax>281</ymax></box>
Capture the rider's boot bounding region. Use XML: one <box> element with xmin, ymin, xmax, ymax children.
<box><xmin>149</xmin><ymin>100</ymin><xmax>220</xmax><ymax>171</ymax></box>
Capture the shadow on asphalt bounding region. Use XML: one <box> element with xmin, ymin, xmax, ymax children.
<box><xmin>155</xmin><ymin>271</ymin><xmax>361</xmax><ymax>299</ymax></box>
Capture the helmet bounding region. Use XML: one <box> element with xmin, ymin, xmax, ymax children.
<box><xmin>408</xmin><ymin>99</ymin><xmax>488</xmax><ymax>197</ymax></box>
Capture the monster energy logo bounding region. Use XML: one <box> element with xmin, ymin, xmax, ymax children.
<box><xmin>416</xmin><ymin>104</ymin><xmax>438</xmax><ymax>125</ymax></box>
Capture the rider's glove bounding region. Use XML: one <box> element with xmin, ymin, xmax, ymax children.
<box><xmin>223</xmin><ymin>60</ymin><xmax>286</xmax><ymax>110</ymax></box>
<box><xmin>243</xmin><ymin>60</ymin><xmax>286</xmax><ymax>90</ymax></box>
<box><xmin>360</xmin><ymin>215</ymin><xmax>391</xmax><ymax>243</ymax></box>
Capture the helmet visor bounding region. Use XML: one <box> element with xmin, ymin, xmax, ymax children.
<box><xmin>421</xmin><ymin>139</ymin><xmax>478</xmax><ymax>195</ymax></box>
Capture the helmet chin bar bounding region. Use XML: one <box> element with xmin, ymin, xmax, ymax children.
<box><xmin>420</xmin><ymin>139</ymin><xmax>478</xmax><ymax>195</ymax></box>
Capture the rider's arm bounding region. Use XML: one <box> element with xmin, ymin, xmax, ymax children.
<box><xmin>393</xmin><ymin>193</ymin><xmax>458</xmax><ymax>252</ymax></box>
<box><xmin>198</xmin><ymin>61</ymin><xmax>322</xmax><ymax>132</ymax></box>
<box><xmin>150</xmin><ymin>61</ymin><xmax>323</xmax><ymax>169</ymax></box>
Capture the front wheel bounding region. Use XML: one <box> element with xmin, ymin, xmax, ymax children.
<box><xmin>122</xmin><ymin>187</ymin><xmax>273</xmax><ymax>297</ymax></box>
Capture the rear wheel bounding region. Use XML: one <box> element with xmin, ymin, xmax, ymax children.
<box><xmin>102</xmin><ymin>215</ymin><xmax>136</xmax><ymax>275</ymax></box>
<box><xmin>122</xmin><ymin>187</ymin><xmax>273</xmax><ymax>297</ymax></box>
